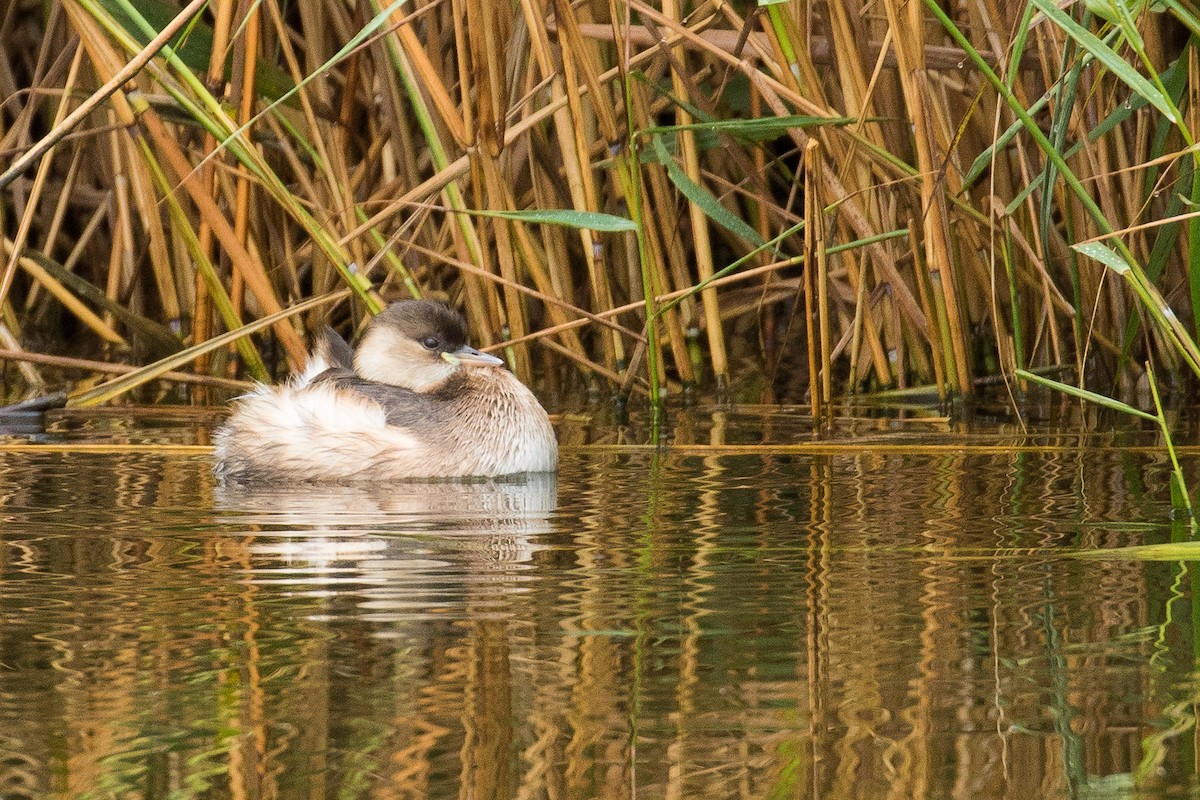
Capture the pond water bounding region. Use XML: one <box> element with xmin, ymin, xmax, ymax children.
<box><xmin>0</xmin><ymin>406</ymin><xmax>1198</xmax><ymax>799</ymax></box>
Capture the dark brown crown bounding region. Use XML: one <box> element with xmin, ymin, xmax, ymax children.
<box><xmin>369</xmin><ymin>300</ymin><xmax>469</xmax><ymax>353</ymax></box>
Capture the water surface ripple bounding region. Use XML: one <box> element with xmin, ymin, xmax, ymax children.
<box><xmin>0</xmin><ymin>422</ymin><xmax>1195</xmax><ymax>799</ymax></box>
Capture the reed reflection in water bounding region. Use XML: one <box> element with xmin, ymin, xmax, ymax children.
<box><xmin>0</xmin><ymin>439</ymin><xmax>1193</xmax><ymax>799</ymax></box>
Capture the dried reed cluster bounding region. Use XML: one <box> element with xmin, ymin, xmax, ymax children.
<box><xmin>1</xmin><ymin>0</ymin><xmax>1198</xmax><ymax>407</ymax></box>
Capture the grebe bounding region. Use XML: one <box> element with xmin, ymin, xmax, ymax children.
<box><xmin>213</xmin><ymin>300</ymin><xmax>557</xmax><ymax>481</ymax></box>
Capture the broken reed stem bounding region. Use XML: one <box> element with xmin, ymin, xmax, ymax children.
<box><xmin>815</xmin><ymin>168</ymin><xmax>831</xmax><ymax>409</ymax></box>
<box><xmin>804</xmin><ymin>140</ymin><xmax>822</xmax><ymax>422</ymax></box>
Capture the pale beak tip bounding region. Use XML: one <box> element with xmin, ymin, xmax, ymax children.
<box><xmin>443</xmin><ymin>348</ymin><xmax>504</xmax><ymax>367</ymax></box>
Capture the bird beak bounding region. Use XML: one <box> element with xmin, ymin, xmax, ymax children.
<box><xmin>442</xmin><ymin>346</ymin><xmax>504</xmax><ymax>367</ymax></box>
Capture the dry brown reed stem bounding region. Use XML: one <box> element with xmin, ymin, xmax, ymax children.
<box><xmin>0</xmin><ymin>349</ymin><xmax>253</xmax><ymax>391</ymax></box>
<box><xmin>497</xmin><ymin>247</ymin><xmax>857</xmax><ymax>353</ymax></box>
<box><xmin>400</xmin><ymin>237</ymin><xmax>644</xmax><ymax>345</ymax></box>
<box><xmin>661</xmin><ymin>0</ymin><xmax>727</xmax><ymax>386</ymax></box>
<box><xmin>231</xmin><ymin>1</ymin><xmax>261</xmax><ymax>326</ymax></box>
<box><xmin>191</xmin><ymin>0</ymin><xmax>236</xmax><ymax>376</ymax></box>
<box><xmin>810</xmin><ymin>143</ymin><xmax>832</xmax><ymax>407</ymax></box>
<box><xmin>549</xmin><ymin>0</ymin><xmax>625</xmax><ymax>374</ymax></box>
<box><xmin>804</xmin><ymin>168</ymin><xmax>821</xmax><ymax>418</ymax></box>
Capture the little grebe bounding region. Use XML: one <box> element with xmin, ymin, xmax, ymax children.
<box><xmin>214</xmin><ymin>300</ymin><xmax>557</xmax><ymax>481</ymax></box>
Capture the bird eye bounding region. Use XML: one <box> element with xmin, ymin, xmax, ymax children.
<box><xmin>420</xmin><ymin>336</ymin><xmax>440</xmax><ymax>350</ymax></box>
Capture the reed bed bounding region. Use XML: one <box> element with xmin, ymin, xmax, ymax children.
<box><xmin>1</xmin><ymin>0</ymin><xmax>1198</xmax><ymax>407</ymax></box>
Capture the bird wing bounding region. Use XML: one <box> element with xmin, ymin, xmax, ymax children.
<box><xmin>310</xmin><ymin>369</ymin><xmax>455</xmax><ymax>429</ymax></box>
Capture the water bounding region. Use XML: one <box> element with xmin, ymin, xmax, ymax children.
<box><xmin>0</xmin><ymin>408</ymin><xmax>1197</xmax><ymax>799</ymax></box>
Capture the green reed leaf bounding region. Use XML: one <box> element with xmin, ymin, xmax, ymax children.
<box><xmin>643</xmin><ymin>115</ymin><xmax>856</xmax><ymax>143</ymax></box>
<box><xmin>1078</xmin><ymin>542</ymin><xmax>1200</xmax><ymax>560</ymax></box>
<box><xmin>466</xmin><ymin>209</ymin><xmax>637</xmax><ymax>232</ymax></box>
<box><xmin>1072</xmin><ymin>241</ymin><xmax>1132</xmax><ymax>274</ymax></box>
<box><xmin>649</xmin><ymin>135</ymin><xmax>766</xmax><ymax>249</ymax></box>
<box><xmin>94</xmin><ymin>0</ymin><xmax>294</xmax><ymax>99</ymax></box>
<box><xmin>1015</xmin><ymin>368</ymin><xmax>1157</xmax><ymax>421</ymax></box>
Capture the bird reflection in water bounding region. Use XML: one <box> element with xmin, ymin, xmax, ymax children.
<box><xmin>213</xmin><ymin>474</ymin><xmax>558</xmax><ymax>624</ymax></box>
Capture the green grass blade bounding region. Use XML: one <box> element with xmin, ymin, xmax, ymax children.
<box><xmin>465</xmin><ymin>208</ymin><xmax>637</xmax><ymax>232</ymax></box>
<box><xmin>642</xmin><ymin>114</ymin><xmax>857</xmax><ymax>142</ymax></box>
<box><xmin>1071</xmin><ymin>241</ymin><xmax>1200</xmax><ymax>376</ymax></box>
<box><xmin>1146</xmin><ymin>360</ymin><xmax>1193</xmax><ymax>515</ymax></box>
<box><xmin>1159</xmin><ymin>0</ymin><xmax>1200</xmax><ymax>36</ymax></box>
<box><xmin>1072</xmin><ymin>241</ymin><xmax>1132</xmax><ymax>274</ymax></box>
<box><xmin>972</xmin><ymin>22</ymin><xmax>1185</xmax><ymax>193</ymax></box>
<box><xmin>649</xmin><ymin>134</ymin><xmax>766</xmax><ymax>249</ymax></box>
<box><xmin>1077</xmin><ymin>542</ymin><xmax>1200</xmax><ymax>560</ymax></box>
<box><xmin>1015</xmin><ymin>368</ymin><xmax>1158</xmax><ymax>421</ymax></box>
